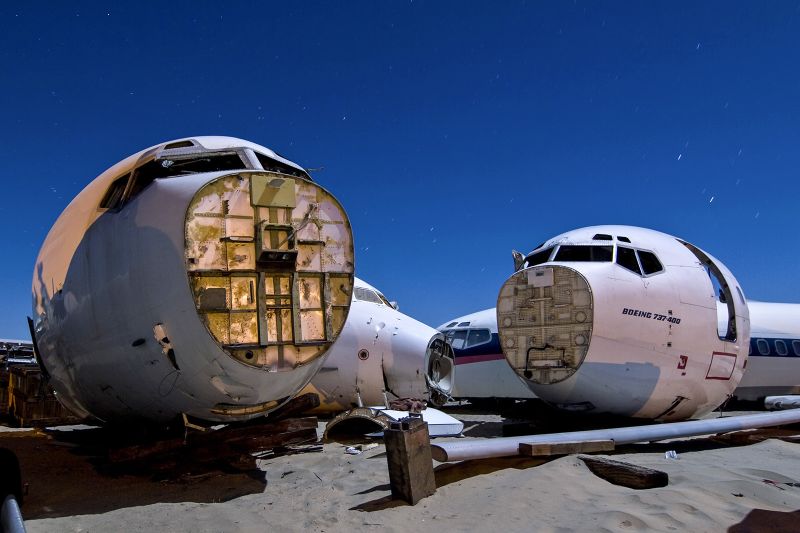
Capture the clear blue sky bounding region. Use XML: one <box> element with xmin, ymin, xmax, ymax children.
<box><xmin>2</xmin><ymin>2</ymin><xmax>799</xmax><ymax>339</ymax></box>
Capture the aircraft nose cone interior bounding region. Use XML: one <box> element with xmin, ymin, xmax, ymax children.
<box><xmin>425</xmin><ymin>333</ymin><xmax>455</xmax><ymax>405</ymax></box>
<box><xmin>497</xmin><ymin>265</ymin><xmax>593</xmax><ymax>385</ymax></box>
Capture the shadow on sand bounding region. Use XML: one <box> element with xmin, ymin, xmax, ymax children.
<box><xmin>0</xmin><ymin>425</ymin><xmax>266</xmax><ymax>519</ymax></box>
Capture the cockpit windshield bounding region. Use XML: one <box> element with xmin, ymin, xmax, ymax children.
<box><xmin>126</xmin><ymin>153</ymin><xmax>249</xmax><ymax>201</ymax></box>
<box><xmin>553</xmin><ymin>245</ymin><xmax>613</xmax><ymax>262</ymax></box>
<box><xmin>523</xmin><ymin>247</ymin><xmax>554</xmax><ymax>268</ymax></box>
<box><xmin>354</xmin><ymin>286</ymin><xmax>392</xmax><ymax>306</ymax></box>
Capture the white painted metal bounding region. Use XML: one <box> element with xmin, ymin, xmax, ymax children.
<box><xmin>765</xmin><ymin>395</ymin><xmax>800</xmax><ymax>410</ymax></box>
<box><xmin>377</xmin><ymin>407</ymin><xmax>464</xmax><ymax>437</ymax></box>
<box><xmin>496</xmin><ymin>225</ymin><xmax>750</xmax><ymax>421</ymax></box>
<box><xmin>436</xmin><ymin>308</ymin><xmax>536</xmax><ymax>399</ymax></box>
<box><xmin>31</xmin><ymin>137</ymin><xmax>354</xmax><ymax>424</ymax></box>
<box><xmin>1</xmin><ymin>496</ymin><xmax>25</xmax><ymax>533</ymax></box>
<box><xmin>733</xmin><ymin>301</ymin><xmax>800</xmax><ymax>401</ymax></box>
<box><xmin>431</xmin><ymin>408</ymin><xmax>800</xmax><ymax>462</ymax></box>
<box><xmin>301</xmin><ymin>278</ymin><xmax>455</xmax><ymax>412</ymax></box>
<box><xmin>439</xmin><ymin>300</ymin><xmax>800</xmax><ymax>406</ymax></box>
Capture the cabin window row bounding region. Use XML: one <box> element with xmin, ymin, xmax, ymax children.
<box><xmin>750</xmin><ymin>338</ymin><xmax>800</xmax><ymax>357</ymax></box>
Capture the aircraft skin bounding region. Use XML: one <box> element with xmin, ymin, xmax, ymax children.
<box><xmin>31</xmin><ymin>137</ymin><xmax>356</xmax><ymax>424</ymax></box>
<box><xmin>302</xmin><ymin>278</ymin><xmax>455</xmax><ymax>412</ymax></box>
<box><xmin>487</xmin><ymin>225</ymin><xmax>749</xmax><ymax>421</ymax></box>
<box><xmin>442</xmin><ymin>302</ymin><xmax>800</xmax><ymax>405</ymax></box>
<box><xmin>437</xmin><ymin>308</ymin><xmax>535</xmax><ymax>400</ymax></box>
<box><xmin>733</xmin><ymin>301</ymin><xmax>800</xmax><ymax>401</ymax></box>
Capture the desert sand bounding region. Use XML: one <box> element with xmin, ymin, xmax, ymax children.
<box><xmin>6</xmin><ymin>409</ymin><xmax>800</xmax><ymax>533</ymax></box>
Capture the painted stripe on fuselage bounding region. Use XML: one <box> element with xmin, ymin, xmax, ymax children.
<box><xmin>455</xmin><ymin>353</ymin><xmax>506</xmax><ymax>365</ymax></box>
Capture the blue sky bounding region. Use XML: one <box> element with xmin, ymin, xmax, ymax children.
<box><xmin>2</xmin><ymin>2</ymin><xmax>799</xmax><ymax>338</ymax></box>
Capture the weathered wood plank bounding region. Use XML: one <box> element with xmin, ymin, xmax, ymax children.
<box><xmin>267</xmin><ymin>393</ymin><xmax>320</xmax><ymax>420</ymax></box>
<box><xmin>518</xmin><ymin>439</ymin><xmax>615</xmax><ymax>456</ymax></box>
<box><xmin>385</xmin><ymin>416</ymin><xmax>436</xmax><ymax>505</ymax></box>
<box><xmin>579</xmin><ymin>455</ymin><xmax>668</xmax><ymax>489</ymax></box>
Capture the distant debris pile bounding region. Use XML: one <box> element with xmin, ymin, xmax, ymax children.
<box><xmin>1</xmin><ymin>340</ymin><xmax>78</xmax><ymax>427</ymax></box>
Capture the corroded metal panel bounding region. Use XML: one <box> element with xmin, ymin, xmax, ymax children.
<box><xmin>497</xmin><ymin>265</ymin><xmax>593</xmax><ymax>384</ymax></box>
<box><xmin>186</xmin><ymin>171</ymin><xmax>354</xmax><ymax>371</ymax></box>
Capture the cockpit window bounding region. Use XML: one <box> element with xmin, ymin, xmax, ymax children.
<box><xmin>466</xmin><ymin>328</ymin><xmax>491</xmax><ymax>348</ymax></box>
<box><xmin>254</xmin><ymin>152</ymin><xmax>303</xmax><ymax>177</ymax></box>
<box><xmin>592</xmin><ymin>233</ymin><xmax>613</xmax><ymax>241</ymax></box>
<box><xmin>354</xmin><ymin>287</ymin><xmax>387</xmax><ymax>305</ymax></box>
<box><xmin>616</xmin><ymin>246</ymin><xmax>641</xmax><ymax>274</ymax></box>
<box><xmin>554</xmin><ymin>245</ymin><xmax>613</xmax><ymax>262</ymax></box>
<box><xmin>637</xmin><ymin>250</ymin><xmax>664</xmax><ymax>275</ymax></box>
<box><xmin>128</xmin><ymin>153</ymin><xmax>248</xmax><ymax>200</ymax></box>
<box><xmin>99</xmin><ymin>173</ymin><xmax>130</xmax><ymax>209</ymax></box>
<box><xmin>444</xmin><ymin>329</ymin><xmax>468</xmax><ymax>350</ymax></box>
<box><xmin>523</xmin><ymin>247</ymin><xmax>554</xmax><ymax>268</ymax></box>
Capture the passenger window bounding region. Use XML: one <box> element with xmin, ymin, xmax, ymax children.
<box><xmin>756</xmin><ymin>339</ymin><xmax>770</xmax><ymax>356</ymax></box>
<box><xmin>465</xmin><ymin>329</ymin><xmax>491</xmax><ymax>348</ymax></box>
<box><xmin>554</xmin><ymin>245</ymin><xmax>613</xmax><ymax>262</ymax></box>
<box><xmin>793</xmin><ymin>340</ymin><xmax>800</xmax><ymax>356</ymax></box>
<box><xmin>616</xmin><ymin>246</ymin><xmax>641</xmax><ymax>275</ymax></box>
<box><xmin>637</xmin><ymin>250</ymin><xmax>664</xmax><ymax>275</ymax></box>
<box><xmin>775</xmin><ymin>340</ymin><xmax>788</xmax><ymax>356</ymax></box>
<box><xmin>524</xmin><ymin>247</ymin><xmax>554</xmax><ymax>268</ymax></box>
<box><xmin>99</xmin><ymin>173</ymin><xmax>130</xmax><ymax>209</ymax></box>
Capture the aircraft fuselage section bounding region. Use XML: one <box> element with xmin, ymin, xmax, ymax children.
<box><xmin>32</xmin><ymin>137</ymin><xmax>355</xmax><ymax>424</ymax></box>
<box><xmin>498</xmin><ymin>225</ymin><xmax>749</xmax><ymax>420</ymax></box>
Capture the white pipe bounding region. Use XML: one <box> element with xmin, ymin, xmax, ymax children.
<box><xmin>1</xmin><ymin>495</ymin><xmax>26</xmax><ymax>533</ymax></box>
<box><xmin>765</xmin><ymin>396</ymin><xmax>800</xmax><ymax>410</ymax></box>
<box><xmin>431</xmin><ymin>409</ymin><xmax>800</xmax><ymax>462</ymax></box>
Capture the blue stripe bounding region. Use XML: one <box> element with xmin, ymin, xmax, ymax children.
<box><xmin>749</xmin><ymin>336</ymin><xmax>800</xmax><ymax>357</ymax></box>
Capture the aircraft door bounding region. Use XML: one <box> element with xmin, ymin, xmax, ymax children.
<box><xmin>679</xmin><ymin>241</ymin><xmax>749</xmax><ymax>345</ymax></box>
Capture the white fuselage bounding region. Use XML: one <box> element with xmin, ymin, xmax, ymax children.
<box><xmin>302</xmin><ymin>279</ymin><xmax>455</xmax><ymax>412</ymax></box>
<box><xmin>733</xmin><ymin>301</ymin><xmax>800</xmax><ymax>400</ymax></box>
<box><xmin>494</xmin><ymin>225</ymin><xmax>750</xmax><ymax>420</ymax></box>
<box><xmin>437</xmin><ymin>308</ymin><xmax>536</xmax><ymax>399</ymax></box>
<box><xmin>32</xmin><ymin>137</ymin><xmax>355</xmax><ymax>424</ymax></box>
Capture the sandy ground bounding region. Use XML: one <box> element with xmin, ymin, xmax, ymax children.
<box><xmin>5</xmin><ymin>407</ymin><xmax>800</xmax><ymax>532</ymax></box>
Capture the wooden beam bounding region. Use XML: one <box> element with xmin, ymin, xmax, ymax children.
<box><xmin>518</xmin><ymin>439</ymin><xmax>614</xmax><ymax>456</ymax></box>
<box><xmin>579</xmin><ymin>455</ymin><xmax>668</xmax><ymax>489</ymax></box>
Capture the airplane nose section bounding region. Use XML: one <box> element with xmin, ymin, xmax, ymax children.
<box><xmin>425</xmin><ymin>333</ymin><xmax>455</xmax><ymax>405</ymax></box>
<box><xmin>497</xmin><ymin>265</ymin><xmax>593</xmax><ymax>385</ymax></box>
